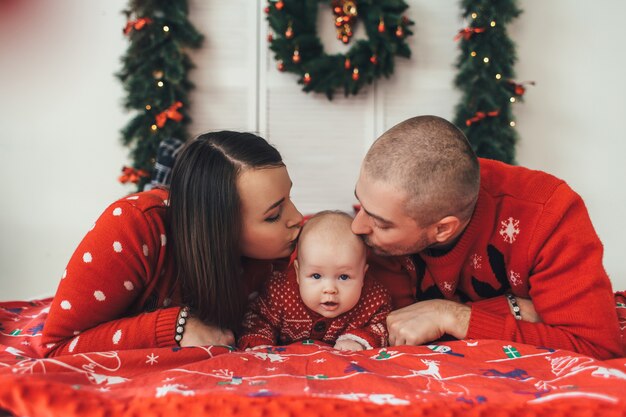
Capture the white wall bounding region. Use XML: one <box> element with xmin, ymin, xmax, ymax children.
<box><xmin>1</xmin><ymin>0</ymin><xmax>624</xmax><ymax>300</ymax></box>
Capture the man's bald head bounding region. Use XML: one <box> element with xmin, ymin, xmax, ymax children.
<box><xmin>363</xmin><ymin>115</ymin><xmax>480</xmax><ymax>226</ymax></box>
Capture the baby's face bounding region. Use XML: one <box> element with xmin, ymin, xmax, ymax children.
<box><xmin>295</xmin><ymin>235</ymin><xmax>367</xmax><ymax>318</ymax></box>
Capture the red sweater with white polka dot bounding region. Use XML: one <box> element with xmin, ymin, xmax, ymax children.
<box><xmin>40</xmin><ymin>188</ymin><xmax>273</xmax><ymax>357</ymax></box>
<box><xmin>367</xmin><ymin>158</ymin><xmax>622</xmax><ymax>359</ymax></box>
<box><xmin>238</xmin><ymin>267</ymin><xmax>392</xmax><ymax>350</ymax></box>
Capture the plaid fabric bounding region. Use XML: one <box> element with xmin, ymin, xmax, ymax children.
<box><xmin>144</xmin><ymin>137</ymin><xmax>184</xmax><ymax>190</ymax></box>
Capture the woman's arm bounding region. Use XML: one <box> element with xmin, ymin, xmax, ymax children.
<box><xmin>41</xmin><ymin>194</ymin><xmax>178</xmax><ymax>356</ymax></box>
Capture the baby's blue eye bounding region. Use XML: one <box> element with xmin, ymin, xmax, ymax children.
<box><xmin>312</xmin><ymin>273</ymin><xmax>321</xmax><ymax>279</ymax></box>
<box><xmin>339</xmin><ymin>274</ymin><xmax>350</xmax><ymax>281</ymax></box>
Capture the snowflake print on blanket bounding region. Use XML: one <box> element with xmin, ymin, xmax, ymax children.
<box><xmin>499</xmin><ymin>217</ymin><xmax>520</xmax><ymax>244</ymax></box>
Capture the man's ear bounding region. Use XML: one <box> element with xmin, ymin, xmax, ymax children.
<box><xmin>294</xmin><ymin>259</ymin><xmax>300</xmax><ymax>284</ymax></box>
<box><xmin>432</xmin><ymin>216</ymin><xmax>463</xmax><ymax>244</ymax></box>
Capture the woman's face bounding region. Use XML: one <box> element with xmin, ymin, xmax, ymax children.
<box><xmin>238</xmin><ymin>166</ymin><xmax>303</xmax><ymax>259</ymax></box>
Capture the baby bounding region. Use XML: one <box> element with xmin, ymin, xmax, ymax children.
<box><xmin>238</xmin><ymin>210</ymin><xmax>391</xmax><ymax>351</ymax></box>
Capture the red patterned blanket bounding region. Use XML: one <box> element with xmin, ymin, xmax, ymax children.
<box><xmin>1</xmin><ymin>298</ymin><xmax>625</xmax><ymax>417</ymax></box>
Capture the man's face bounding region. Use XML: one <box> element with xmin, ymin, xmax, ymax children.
<box><xmin>352</xmin><ymin>170</ymin><xmax>433</xmax><ymax>256</ymax></box>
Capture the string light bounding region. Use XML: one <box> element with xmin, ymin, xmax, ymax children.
<box><xmin>157</xmin><ymin>81</ymin><xmax>164</xmax><ymax>87</ymax></box>
<box><xmin>151</xmin><ymin>124</ymin><xmax>158</xmax><ymax>131</ymax></box>
<box><xmin>145</xmin><ymin>105</ymin><xmax>152</xmax><ymax>110</ymax></box>
<box><xmin>483</xmin><ymin>57</ymin><xmax>490</xmax><ymax>63</ymax></box>
<box><xmin>470</xmin><ymin>51</ymin><xmax>477</xmax><ymax>57</ymax></box>
<box><xmin>471</xmin><ymin>12</ymin><xmax>478</xmax><ymax>19</ymax></box>
<box><xmin>510</xmin><ymin>97</ymin><xmax>516</xmax><ymax>102</ymax></box>
<box><xmin>510</xmin><ymin>121</ymin><xmax>516</xmax><ymax>127</ymax></box>
<box><xmin>163</xmin><ymin>25</ymin><xmax>170</xmax><ymax>32</ymax></box>
<box><xmin>495</xmin><ymin>73</ymin><xmax>502</xmax><ymax>79</ymax></box>
<box><xmin>490</xmin><ymin>21</ymin><xmax>496</xmax><ymax>27</ymax></box>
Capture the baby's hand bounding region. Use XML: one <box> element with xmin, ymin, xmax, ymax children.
<box><xmin>245</xmin><ymin>345</ymin><xmax>273</xmax><ymax>351</ymax></box>
<box><xmin>334</xmin><ymin>339</ymin><xmax>365</xmax><ymax>351</ymax></box>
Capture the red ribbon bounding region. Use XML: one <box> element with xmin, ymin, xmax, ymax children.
<box><xmin>466</xmin><ymin>110</ymin><xmax>500</xmax><ymax>127</ymax></box>
<box><xmin>155</xmin><ymin>101</ymin><xmax>184</xmax><ymax>128</ymax></box>
<box><xmin>123</xmin><ymin>17</ymin><xmax>153</xmax><ymax>35</ymax></box>
<box><xmin>118</xmin><ymin>166</ymin><xmax>150</xmax><ymax>184</ymax></box>
<box><xmin>508</xmin><ymin>80</ymin><xmax>536</xmax><ymax>96</ymax></box>
<box><xmin>454</xmin><ymin>27</ymin><xmax>486</xmax><ymax>41</ymax></box>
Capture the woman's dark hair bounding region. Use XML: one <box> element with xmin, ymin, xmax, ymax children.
<box><xmin>168</xmin><ymin>131</ymin><xmax>284</xmax><ymax>330</ymax></box>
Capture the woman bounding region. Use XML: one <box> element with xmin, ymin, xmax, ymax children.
<box><xmin>40</xmin><ymin>131</ymin><xmax>302</xmax><ymax>356</ymax></box>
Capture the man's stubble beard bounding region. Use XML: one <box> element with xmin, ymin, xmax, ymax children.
<box><xmin>360</xmin><ymin>233</ymin><xmax>431</xmax><ymax>257</ymax></box>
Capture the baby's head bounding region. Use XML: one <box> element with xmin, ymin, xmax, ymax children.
<box><xmin>294</xmin><ymin>211</ymin><xmax>368</xmax><ymax>318</ymax></box>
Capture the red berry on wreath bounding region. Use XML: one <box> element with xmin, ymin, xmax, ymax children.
<box><xmin>275</xmin><ymin>1</ymin><xmax>284</xmax><ymax>10</ymax></box>
<box><xmin>352</xmin><ymin>68</ymin><xmax>360</xmax><ymax>81</ymax></box>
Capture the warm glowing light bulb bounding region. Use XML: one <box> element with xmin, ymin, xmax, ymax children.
<box><xmin>483</xmin><ymin>57</ymin><xmax>490</xmax><ymax>63</ymax></box>
<box><xmin>510</xmin><ymin>121</ymin><xmax>516</xmax><ymax>127</ymax></box>
<box><xmin>151</xmin><ymin>124</ymin><xmax>158</xmax><ymax>131</ymax></box>
<box><xmin>471</xmin><ymin>12</ymin><xmax>478</xmax><ymax>19</ymax></box>
<box><xmin>157</xmin><ymin>81</ymin><xmax>164</xmax><ymax>87</ymax></box>
<box><xmin>510</xmin><ymin>97</ymin><xmax>516</xmax><ymax>103</ymax></box>
<box><xmin>490</xmin><ymin>21</ymin><xmax>496</xmax><ymax>27</ymax></box>
<box><xmin>495</xmin><ymin>73</ymin><xmax>502</xmax><ymax>79</ymax></box>
<box><xmin>163</xmin><ymin>26</ymin><xmax>170</xmax><ymax>32</ymax></box>
<box><xmin>470</xmin><ymin>51</ymin><xmax>477</xmax><ymax>57</ymax></box>
<box><xmin>145</xmin><ymin>105</ymin><xmax>152</xmax><ymax>110</ymax></box>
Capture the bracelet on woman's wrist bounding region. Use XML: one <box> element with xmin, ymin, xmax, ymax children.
<box><xmin>174</xmin><ymin>306</ymin><xmax>190</xmax><ymax>345</ymax></box>
<box><xmin>505</xmin><ymin>293</ymin><xmax>522</xmax><ymax>321</ymax></box>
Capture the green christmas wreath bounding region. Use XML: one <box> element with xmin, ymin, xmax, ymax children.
<box><xmin>266</xmin><ymin>0</ymin><xmax>414</xmax><ymax>99</ymax></box>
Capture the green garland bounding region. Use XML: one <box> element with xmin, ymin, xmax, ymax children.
<box><xmin>453</xmin><ymin>0</ymin><xmax>524</xmax><ymax>164</ymax></box>
<box><xmin>266</xmin><ymin>0</ymin><xmax>414</xmax><ymax>99</ymax></box>
<box><xmin>117</xmin><ymin>0</ymin><xmax>203</xmax><ymax>190</ymax></box>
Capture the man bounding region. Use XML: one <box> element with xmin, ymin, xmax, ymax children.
<box><xmin>352</xmin><ymin>115</ymin><xmax>622</xmax><ymax>359</ymax></box>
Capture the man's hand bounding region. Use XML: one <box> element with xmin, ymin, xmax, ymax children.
<box><xmin>515</xmin><ymin>297</ymin><xmax>542</xmax><ymax>323</ymax></box>
<box><xmin>180</xmin><ymin>316</ymin><xmax>235</xmax><ymax>347</ymax></box>
<box><xmin>386</xmin><ymin>299</ymin><xmax>470</xmax><ymax>346</ymax></box>
<box><xmin>334</xmin><ymin>339</ymin><xmax>366</xmax><ymax>351</ymax></box>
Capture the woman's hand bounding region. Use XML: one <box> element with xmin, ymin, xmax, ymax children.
<box><xmin>179</xmin><ymin>317</ymin><xmax>235</xmax><ymax>347</ymax></box>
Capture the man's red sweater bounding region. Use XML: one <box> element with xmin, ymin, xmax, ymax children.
<box><xmin>368</xmin><ymin>158</ymin><xmax>622</xmax><ymax>359</ymax></box>
<box><xmin>40</xmin><ymin>188</ymin><xmax>274</xmax><ymax>357</ymax></box>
